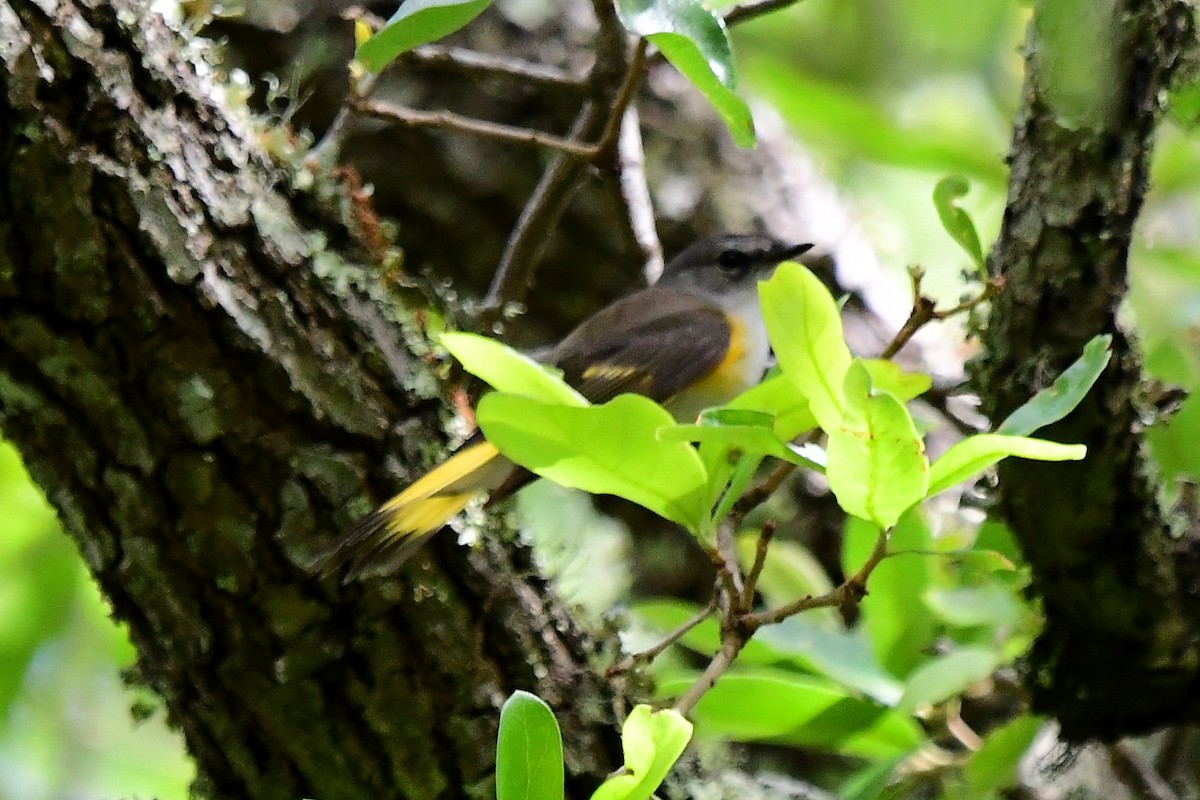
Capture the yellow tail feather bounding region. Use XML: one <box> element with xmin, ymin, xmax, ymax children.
<box><xmin>382</xmin><ymin>440</ymin><xmax>500</xmax><ymax>514</ymax></box>
<box><xmin>315</xmin><ymin>440</ymin><xmax>504</xmax><ymax>580</ymax></box>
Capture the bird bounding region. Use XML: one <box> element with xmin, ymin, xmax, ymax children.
<box><xmin>318</xmin><ymin>233</ymin><xmax>813</xmax><ymax>579</ymax></box>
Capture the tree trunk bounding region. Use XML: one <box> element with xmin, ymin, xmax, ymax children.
<box><xmin>976</xmin><ymin>0</ymin><xmax>1200</xmax><ymax>741</ymax></box>
<box><xmin>0</xmin><ymin>3</ymin><xmax>621</xmax><ymax>798</ymax></box>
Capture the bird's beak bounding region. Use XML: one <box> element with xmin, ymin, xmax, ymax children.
<box><xmin>777</xmin><ymin>242</ymin><xmax>815</xmax><ymax>261</ymax></box>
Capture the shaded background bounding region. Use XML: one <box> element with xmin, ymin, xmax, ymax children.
<box><xmin>2</xmin><ymin>0</ymin><xmax>1199</xmax><ymax>796</ymax></box>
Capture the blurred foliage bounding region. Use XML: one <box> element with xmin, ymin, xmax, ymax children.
<box><xmin>7</xmin><ymin>0</ymin><xmax>1200</xmax><ymax>796</ymax></box>
<box><xmin>0</xmin><ymin>440</ymin><xmax>193</xmax><ymax>800</ymax></box>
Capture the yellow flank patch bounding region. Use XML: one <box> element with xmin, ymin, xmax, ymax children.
<box><xmin>690</xmin><ymin>313</ymin><xmax>747</xmax><ymax>396</ymax></box>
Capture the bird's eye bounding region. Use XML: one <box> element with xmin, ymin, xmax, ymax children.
<box><xmin>717</xmin><ymin>249</ymin><xmax>751</xmax><ymax>275</ymax></box>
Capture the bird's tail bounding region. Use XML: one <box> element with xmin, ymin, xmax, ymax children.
<box><xmin>316</xmin><ymin>440</ymin><xmax>507</xmax><ymax>580</ymax></box>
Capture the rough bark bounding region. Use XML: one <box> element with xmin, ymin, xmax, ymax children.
<box><xmin>0</xmin><ymin>3</ymin><xmax>621</xmax><ymax>798</ymax></box>
<box><xmin>977</xmin><ymin>0</ymin><xmax>1200</xmax><ymax>740</ymax></box>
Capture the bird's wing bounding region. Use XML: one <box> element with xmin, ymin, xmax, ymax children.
<box><xmin>550</xmin><ymin>287</ymin><xmax>732</xmax><ymax>405</ymax></box>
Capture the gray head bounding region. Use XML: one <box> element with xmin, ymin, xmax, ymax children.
<box><xmin>657</xmin><ymin>234</ymin><xmax>813</xmax><ymax>303</ymax></box>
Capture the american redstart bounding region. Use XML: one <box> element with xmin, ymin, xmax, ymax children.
<box><xmin>320</xmin><ymin>234</ymin><xmax>813</xmax><ymax>578</ymax></box>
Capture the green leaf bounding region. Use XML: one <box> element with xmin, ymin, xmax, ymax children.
<box><xmin>496</xmin><ymin>691</ymin><xmax>564</xmax><ymax>800</ymax></box>
<box><xmin>759</xmin><ymin>261</ymin><xmax>852</xmax><ymax>433</ymax></box>
<box><xmin>860</xmin><ymin>359</ymin><xmax>932</xmax><ymax>401</ymax></box>
<box><xmin>838</xmin><ymin>758</ymin><xmax>903</xmax><ymax>800</ymax></box>
<box><xmin>933</xmin><ymin>176</ymin><xmax>985</xmax><ymax>271</ymax></box>
<box><xmin>924</xmin><ymin>585</ymin><xmax>1022</xmax><ymax>630</ymax></box>
<box><xmin>826</xmin><ymin>361</ymin><xmax>928</xmax><ymax>529</ymax></box>
<box><xmin>476</xmin><ymin>392</ymin><xmax>707</xmax><ymax>530</ymax></box>
<box><xmin>658</xmin><ymin>670</ymin><xmax>923</xmax><ymax>758</ymax></box>
<box><xmin>965</xmin><ymin>715</ymin><xmax>1043</xmax><ymax>793</ymax></box>
<box><xmin>843</xmin><ymin>514</ymin><xmax>938</xmax><ymax>677</ymax></box>
<box><xmin>441</xmin><ymin>332</ymin><xmax>587</xmax><ymax>407</ymax></box>
<box><xmin>996</xmin><ymin>334</ymin><xmax>1113</xmax><ymax>436</ymax></box>
<box><xmin>752</xmin><ymin>617</ymin><xmax>905</xmax><ymax>707</ymax></box>
<box><xmin>926</xmin><ymin>434</ymin><xmax>1086</xmax><ymax>498</ymax></box>
<box><xmin>727</xmin><ymin>373</ymin><xmax>817</xmax><ymax>440</ymax></box>
<box><xmin>897</xmin><ymin>647</ymin><xmax>999</xmax><ymax>714</ymax></box>
<box><xmin>616</xmin><ymin>0</ymin><xmax>755</xmax><ymax>147</ymax></box>
<box><xmin>660</xmin><ymin>422</ymin><xmax>817</xmax><ymax>468</ymax></box>
<box><xmin>589</xmin><ymin>705</ymin><xmax>693</xmax><ymax>800</ymax></box>
<box><xmin>356</xmin><ymin>0</ymin><xmax>494</xmax><ymax>72</ymax></box>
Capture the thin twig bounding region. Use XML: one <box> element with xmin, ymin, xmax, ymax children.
<box><xmin>404</xmin><ymin>44</ymin><xmax>584</xmax><ymax>89</ymax></box>
<box><xmin>744</xmin><ymin>527</ymin><xmax>888</xmax><ymax>627</ymax></box>
<box><xmin>608</xmin><ymin>598</ymin><xmax>718</xmax><ymax>676</ymax></box>
<box><xmin>724</xmin><ymin>0</ymin><xmax>801</xmax><ymax>27</ymax></box>
<box><xmin>741</xmin><ymin>521</ymin><xmax>776</xmax><ymax>610</ymax></box>
<box><xmin>945</xmin><ymin>700</ymin><xmax>983</xmax><ymax>751</ymax></box>
<box><xmin>589</xmin><ymin>40</ymin><xmax>648</xmax><ymax>165</ymax></box>
<box><xmin>351</xmin><ymin>97</ymin><xmax>598</xmax><ymax>159</ymax></box>
<box><xmin>673</xmin><ymin>636</ymin><xmax>742</xmax><ymax>716</ymax></box>
<box><xmin>481</xmin><ymin>102</ymin><xmax>605</xmax><ymax>317</ymax></box>
<box><xmin>879</xmin><ymin>267</ymin><xmax>1003</xmax><ymax>359</ymax></box>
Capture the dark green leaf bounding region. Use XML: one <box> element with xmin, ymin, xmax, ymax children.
<box><xmin>933</xmin><ymin>176</ymin><xmax>985</xmax><ymax>271</ymax></box>
<box><xmin>496</xmin><ymin>691</ymin><xmax>564</xmax><ymax>800</ymax></box>
<box><xmin>476</xmin><ymin>393</ymin><xmax>707</xmax><ymax>530</ymax></box>
<box><xmin>996</xmin><ymin>334</ymin><xmax>1112</xmax><ymax>436</ymax></box>
<box><xmin>616</xmin><ymin>0</ymin><xmax>755</xmax><ymax>147</ymax></box>
<box><xmin>356</xmin><ymin>0</ymin><xmax>494</xmax><ymax>72</ymax></box>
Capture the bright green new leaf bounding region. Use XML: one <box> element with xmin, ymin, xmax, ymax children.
<box><xmin>616</xmin><ymin>0</ymin><xmax>755</xmax><ymax>147</ymax></box>
<box><xmin>926</xmin><ymin>434</ymin><xmax>1086</xmax><ymax>498</ymax></box>
<box><xmin>356</xmin><ymin>0</ymin><xmax>493</xmax><ymax>71</ymax></box>
<box><xmin>476</xmin><ymin>393</ymin><xmax>707</xmax><ymax>530</ymax></box>
<box><xmin>897</xmin><ymin>647</ymin><xmax>999</xmax><ymax>714</ymax></box>
<box><xmin>658</xmin><ymin>670</ymin><xmax>923</xmax><ymax>758</ymax></box>
<box><xmin>933</xmin><ymin>176</ymin><xmax>986</xmax><ymax>271</ymax></box>
<box><xmin>589</xmin><ymin>705</ymin><xmax>693</xmax><ymax>800</ymax></box>
<box><xmin>826</xmin><ymin>361</ymin><xmax>928</xmax><ymax>529</ymax></box>
<box><xmin>759</xmin><ymin>261</ymin><xmax>852</xmax><ymax>433</ymax></box>
<box><xmin>860</xmin><ymin>359</ymin><xmax>933</xmax><ymax>401</ymax></box>
<box><xmin>496</xmin><ymin>691</ymin><xmax>564</xmax><ymax>800</ymax></box>
<box><xmin>660</xmin><ymin>423</ymin><xmax>817</xmax><ymax>469</ymax></box>
<box><xmin>441</xmin><ymin>332</ymin><xmax>587</xmax><ymax>407</ymax></box>
<box><xmin>996</xmin><ymin>334</ymin><xmax>1112</xmax><ymax>436</ymax></box>
<box><xmin>727</xmin><ymin>373</ymin><xmax>818</xmax><ymax>440</ymax></box>
<box><xmin>965</xmin><ymin>715</ymin><xmax>1043</xmax><ymax>793</ymax></box>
